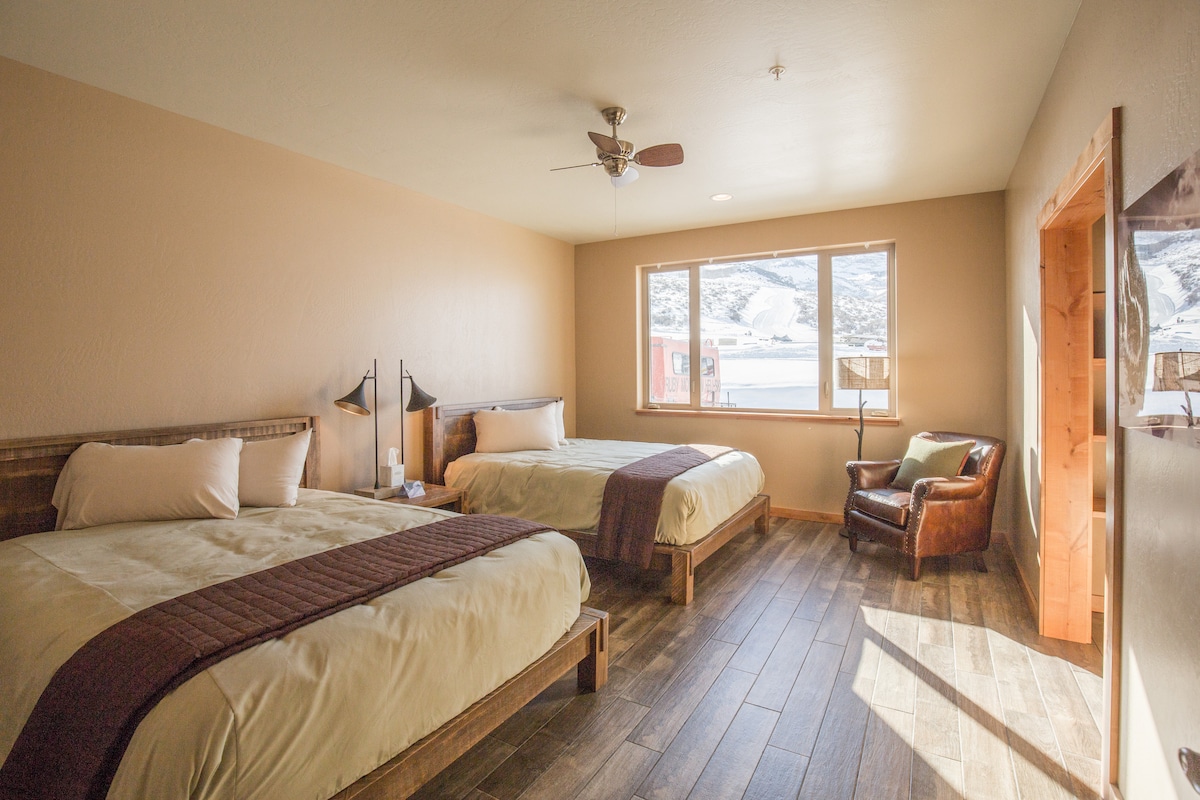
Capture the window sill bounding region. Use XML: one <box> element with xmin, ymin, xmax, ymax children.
<box><xmin>635</xmin><ymin>408</ymin><xmax>901</xmax><ymax>425</ymax></box>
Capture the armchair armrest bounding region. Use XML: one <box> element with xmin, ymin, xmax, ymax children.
<box><xmin>911</xmin><ymin>474</ymin><xmax>987</xmax><ymax>503</ymax></box>
<box><xmin>846</xmin><ymin>459</ymin><xmax>902</xmax><ymax>490</ymax></box>
<box><xmin>907</xmin><ymin>474</ymin><xmax>994</xmax><ymax>558</ymax></box>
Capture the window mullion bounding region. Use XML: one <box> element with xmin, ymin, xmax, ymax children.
<box><xmin>689</xmin><ymin>264</ymin><xmax>702</xmax><ymax>409</ymax></box>
<box><xmin>818</xmin><ymin>252</ymin><xmax>833</xmax><ymax>414</ymax></box>
<box><xmin>888</xmin><ymin>247</ymin><xmax>898</xmax><ymax>415</ymax></box>
<box><xmin>641</xmin><ymin>267</ymin><xmax>652</xmax><ymax>408</ymax></box>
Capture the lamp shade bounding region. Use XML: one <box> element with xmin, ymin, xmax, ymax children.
<box><xmin>405</xmin><ymin>378</ymin><xmax>437</xmax><ymax>412</ymax></box>
<box><xmin>837</xmin><ymin>356</ymin><xmax>891</xmax><ymax>391</ymax></box>
<box><xmin>334</xmin><ymin>379</ymin><xmax>371</xmax><ymax>416</ymax></box>
<box><xmin>611</xmin><ymin>166</ymin><xmax>639</xmax><ymax>188</ymax></box>
<box><xmin>1153</xmin><ymin>350</ymin><xmax>1200</xmax><ymax>392</ymax></box>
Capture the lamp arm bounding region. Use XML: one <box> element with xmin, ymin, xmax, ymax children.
<box><xmin>372</xmin><ymin>358</ymin><xmax>380</xmax><ymax>489</ymax></box>
<box><xmin>399</xmin><ymin>358</ymin><xmax>406</xmax><ymax>480</ymax></box>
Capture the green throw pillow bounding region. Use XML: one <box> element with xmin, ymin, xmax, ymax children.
<box><xmin>890</xmin><ymin>437</ymin><xmax>975</xmax><ymax>491</ymax></box>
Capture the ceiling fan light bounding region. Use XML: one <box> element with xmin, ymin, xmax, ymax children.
<box><xmin>612</xmin><ymin>166</ymin><xmax>639</xmax><ymax>188</ymax></box>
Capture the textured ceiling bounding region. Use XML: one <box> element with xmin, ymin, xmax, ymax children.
<box><xmin>0</xmin><ymin>1</ymin><xmax>1080</xmax><ymax>244</ymax></box>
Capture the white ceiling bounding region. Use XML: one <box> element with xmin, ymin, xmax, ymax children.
<box><xmin>0</xmin><ymin>1</ymin><xmax>1080</xmax><ymax>244</ymax></box>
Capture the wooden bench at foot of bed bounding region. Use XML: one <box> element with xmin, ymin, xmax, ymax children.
<box><xmin>562</xmin><ymin>494</ymin><xmax>770</xmax><ymax>605</ymax></box>
<box><xmin>334</xmin><ymin>606</ymin><xmax>608</xmax><ymax>800</ymax></box>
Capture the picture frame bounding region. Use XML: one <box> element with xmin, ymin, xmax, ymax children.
<box><xmin>1117</xmin><ymin>145</ymin><xmax>1200</xmax><ymax>445</ymax></box>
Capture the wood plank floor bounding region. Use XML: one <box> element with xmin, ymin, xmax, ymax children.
<box><xmin>413</xmin><ymin>518</ymin><xmax>1104</xmax><ymax>800</ymax></box>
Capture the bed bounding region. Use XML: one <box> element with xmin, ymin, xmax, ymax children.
<box><xmin>0</xmin><ymin>416</ymin><xmax>607</xmax><ymax>800</ymax></box>
<box><xmin>423</xmin><ymin>398</ymin><xmax>770</xmax><ymax>605</ymax></box>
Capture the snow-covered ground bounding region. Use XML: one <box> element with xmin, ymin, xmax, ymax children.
<box><xmin>719</xmin><ymin>353</ymin><xmax>889</xmax><ymax>410</ymax></box>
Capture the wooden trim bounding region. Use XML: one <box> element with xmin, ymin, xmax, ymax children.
<box><xmin>1037</xmin><ymin>106</ymin><xmax>1124</xmax><ymax>787</ymax></box>
<box><xmin>1037</xmin><ymin>110</ymin><xmax>1115</xmax><ymax>229</ymax></box>
<box><xmin>635</xmin><ymin>408</ymin><xmax>902</xmax><ymax>425</ymax></box>
<box><xmin>771</xmin><ymin>506</ymin><xmax>843</xmax><ymax>524</ymax></box>
<box><xmin>0</xmin><ymin>416</ymin><xmax>320</xmax><ymax>540</ymax></box>
<box><xmin>1039</xmin><ymin>223</ymin><xmax>1095</xmax><ymax>643</ymax></box>
<box><xmin>331</xmin><ymin>607</ymin><xmax>608</xmax><ymax>800</ymax></box>
<box><xmin>1038</xmin><ymin>109</ymin><xmax>1119</xmax><ymax>644</ymax></box>
<box><xmin>559</xmin><ymin>494</ymin><xmax>771</xmax><ymax>605</ymax></box>
<box><xmin>1101</xmin><ymin>108</ymin><xmax>1125</xmax><ymax>792</ymax></box>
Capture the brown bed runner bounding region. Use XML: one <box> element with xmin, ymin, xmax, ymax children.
<box><xmin>0</xmin><ymin>514</ymin><xmax>551</xmax><ymax>800</ymax></box>
<box><xmin>596</xmin><ymin>445</ymin><xmax>730</xmax><ymax>568</ymax></box>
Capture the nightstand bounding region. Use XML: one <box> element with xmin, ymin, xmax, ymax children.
<box><xmin>356</xmin><ymin>483</ymin><xmax>465</xmax><ymax>513</ymax></box>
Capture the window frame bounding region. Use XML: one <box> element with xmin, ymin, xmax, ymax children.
<box><xmin>640</xmin><ymin>242</ymin><xmax>897</xmax><ymax>418</ymax></box>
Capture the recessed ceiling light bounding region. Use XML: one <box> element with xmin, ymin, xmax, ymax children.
<box><xmin>710</xmin><ymin>193</ymin><xmax>733</xmax><ymax>202</ymax></box>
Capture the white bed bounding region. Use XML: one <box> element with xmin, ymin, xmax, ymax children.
<box><xmin>424</xmin><ymin>399</ymin><xmax>771</xmax><ymax>605</ymax></box>
<box><xmin>446</xmin><ymin>438</ymin><xmax>765</xmax><ymax>546</ymax></box>
<box><xmin>0</xmin><ymin>417</ymin><xmax>605</xmax><ymax>800</ymax></box>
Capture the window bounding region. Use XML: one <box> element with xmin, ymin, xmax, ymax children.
<box><xmin>642</xmin><ymin>243</ymin><xmax>895</xmax><ymax>415</ymax></box>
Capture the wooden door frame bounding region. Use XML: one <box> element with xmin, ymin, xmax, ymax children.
<box><xmin>1036</xmin><ymin>107</ymin><xmax>1123</xmax><ymax>794</ymax></box>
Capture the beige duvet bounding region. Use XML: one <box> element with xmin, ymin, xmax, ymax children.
<box><xmin>444</xmin><ymin>438</ymin><xmax>766</xmax><ymax>546</ymax></box>
<box><xmin>0</xmin><ymin>490</ymin><xmax>589</xmax><ymax>800</ymax></box>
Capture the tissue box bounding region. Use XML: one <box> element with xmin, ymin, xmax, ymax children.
<box><xmin>378</xmin><ymin>464</ymin><xmax>405</xmax><ymax>488</ymax></box>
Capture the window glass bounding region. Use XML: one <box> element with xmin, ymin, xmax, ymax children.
<box><xmin>700</xmin><ymin>256</ymin><xmax>819</xmax><ymax>410</ymax></box>
<box><xmin>647</xmin><ymin>270</ymin><xmax>690</xmax><ymax>405</ymax></box>
<box><xmin>643</xmin><ymin>244</ymin><xmax>894</xmax><ymax>415</ymax></box>
<box><xmin>832</xmin><ymin>250</ymin><xmax>891</xmax><ymax>411</ymax></box>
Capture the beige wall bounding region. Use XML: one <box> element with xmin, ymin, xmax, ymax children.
<box><xmin>1005</xmin><ymin>0</ymin><xmax>1200</xmax><ymax>796</ymax></box>
<box><xmin>0</xmin><ymin>57</ymin><xmax>575</xmax><ymax>491</ymax></box>
<box><xmin>575</xmin><ymin>192</ymin><xmax>1008</xmax><ymax>519</ymax></box>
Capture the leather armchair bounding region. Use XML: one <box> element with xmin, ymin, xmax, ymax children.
<box><xmin>844</xmin><ymin>431</ymin><xmax>1006</xmax><ymax>580</ymax></box>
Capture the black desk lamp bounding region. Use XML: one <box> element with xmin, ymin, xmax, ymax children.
<box><xmin>399</xmin><ymin>359</ymin><xmax>438</xmax><ymax>480</ymax></box>
<box><xmin>336</xmin><ymin>359</ymin><xmax>437</xmax><ymax>493</ymax></box>
<box><xmin>335</xmin><ymin>358</ymin><xmax>380</xmax><ymax>488</ymax></box>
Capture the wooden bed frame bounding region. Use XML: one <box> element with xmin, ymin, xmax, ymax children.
<box><xmin>0</xmin><ymin>416</ymin><xmax>321</xmax><ymax>541</ymax></box>
<box><xmin>423</xmin><ymin>398</ymin><xmax>771</xmax><ymax>605</ymax></box>
<box><xmin>0</xmin><ymin>416</ymin><xmax>608</xmax><ymax>800</ymax></box>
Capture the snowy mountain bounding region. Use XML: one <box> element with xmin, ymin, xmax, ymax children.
<box><xmin>649</xmin><ymin>252</ymin><xmax>889</xmax><ymax>346</ymax></box>
<box><xmin>1137</xmin><ymin>229</ymin><xmax>1200</xmax><ymax>352</ymax></box>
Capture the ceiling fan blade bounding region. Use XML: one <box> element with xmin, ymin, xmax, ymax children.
<box><xmin>550</xmin><ymin>162</ymin><xmax>600</xmax><ymax>171</ymax></box>
<box><xmin>611</xmin><ymin>166</ymin><xmax>639</xmax><ymax>188</ymax></box>
<box><xmin>588</xmin><ymin>131</ymin><xmax>623</xmax><ymax>156</ymax></box>
<box><xmin>632</xmin><ymin>143</ymin><xmax>684</xmax><ymax>167</ymax></box>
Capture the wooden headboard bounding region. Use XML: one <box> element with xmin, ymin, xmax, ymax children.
<box><xmin>423</xmin><ymin>398</ymin><xmax>560</xmax><ymax>485</ymax></box>
<box><xmin>0</xmin><ymin>416</ymin><xmax>320</xmax><ymax>541</ymax></box>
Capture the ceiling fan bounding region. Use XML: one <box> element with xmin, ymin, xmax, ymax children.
<box><xmin>552</xmin><ymin>107</ymin><xmax>684</xmax><ymax>188</ymax></box>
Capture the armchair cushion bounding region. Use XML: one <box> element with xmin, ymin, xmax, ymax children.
<box><xmin>891</xmin><ymin>436</ymin><xmax>975</xmax><ymax>490</ymax></box>
<box><xmin>849</xmin><ymin>487</ymin><xmax>912</xmax><ymax>527</ymax></box>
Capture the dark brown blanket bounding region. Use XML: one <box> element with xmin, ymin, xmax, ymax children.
<box><xmin>0</xmin><ymin>514</ymin><xmax>551</xmax><ymax>800</ymax></box>
<box><xmin>596</xmin><ymin>445</ymin><xmax>730</xmax><ymax>568</ymax></box>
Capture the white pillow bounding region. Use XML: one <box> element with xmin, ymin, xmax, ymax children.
<box><xmin>554</xmin><ymin>399</ymin><xmax>568</xmax><ymax>445</ymax></box>
<box><xmin>239</xmin><ymin>429</ymin><xmax>312</xmax><ymax>507</ymax></box>
<box><xmin>474</xmin><ymin>403</ymin><xmax>561</xmax><ymax>453</ymax></box>
<box><xmin>52</xmin><ymin>437</ymin><xmax>243</xmax><ymax>530</ymax></box>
